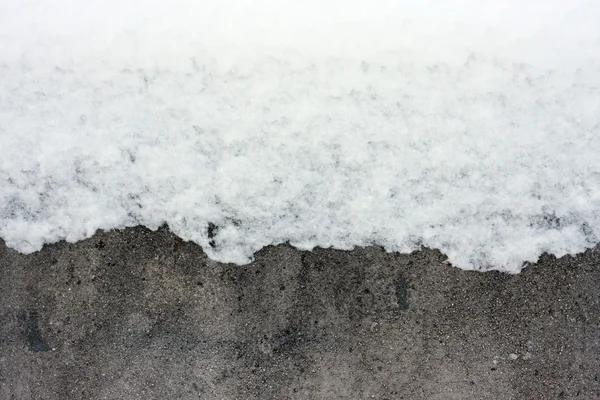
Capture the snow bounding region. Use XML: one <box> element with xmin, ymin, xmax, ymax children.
<box><xmin>1</xmin><ymin>0</ymin><xmax>599</xmax><ymax>272</ymax></box>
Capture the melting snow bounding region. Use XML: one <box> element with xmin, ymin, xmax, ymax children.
<box><xmin>1</xmin><ymin>1</ymin><xmax>599</xmax><ymax>272</ymax></box>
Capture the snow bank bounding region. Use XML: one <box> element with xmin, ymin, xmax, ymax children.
<box><xmin>1</xmin><ymin>0</ymin><xmax>599</xmax><ymax>272</ymax></box>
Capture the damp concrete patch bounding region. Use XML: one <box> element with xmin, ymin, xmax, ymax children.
<box><xmin>1</xmin><ymin>226</ymin><xmax>599</xmax><ymax>399</ymax></box>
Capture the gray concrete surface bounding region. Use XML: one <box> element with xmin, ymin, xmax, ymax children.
<box><xmin>1</xmin><ymin>226</ymin><xmax>599</xmax><ymax>399</ymax></box>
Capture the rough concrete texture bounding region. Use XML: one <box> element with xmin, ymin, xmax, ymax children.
<box><xmin>1</xmin><ymin>226</ymin><xmax>599</xmax><ymax>400</ymax></box>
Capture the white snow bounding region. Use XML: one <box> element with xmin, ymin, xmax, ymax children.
<box><xmin>1</xmin><ymin>0</ymin><xmax>599</xmax><ymax>272</ymax></box>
